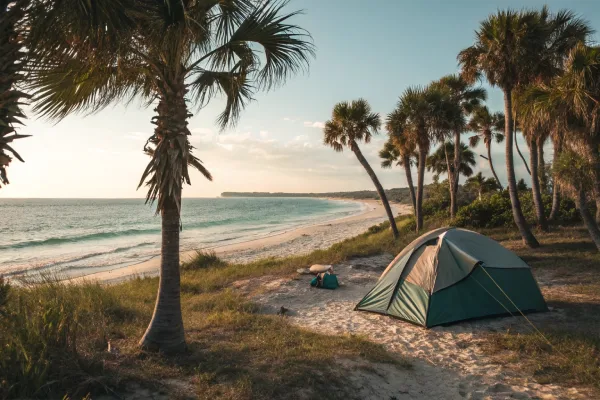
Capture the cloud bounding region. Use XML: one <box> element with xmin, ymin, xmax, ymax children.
<box><xmin>283</xmin><ymin>117</ymin><xmax>296</xmax><ymax>122</ymax></box>
<box><xmin>303</xmin><ymin>121</ymin><xmax>325</xmax><ymax>129</ymax></box>
<box><xmin>216</xmin><ymin>143</ymin><xmax>233</xmax><ymax>151</ymax></box>
<box><xmin>125</xmin><ymin>131</ymin><xmax>147</xmax><ymax>141</ymax></box>
<box><xmin>259</xmin><ymin>130</ymin><xmax>269</xmax><ymax>139</ymax></box>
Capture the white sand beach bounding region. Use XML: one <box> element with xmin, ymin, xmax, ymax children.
<box><xmin>71</xmin><ymin>199</ymin><xmax>411</xmax><ymax>284</ymax></box>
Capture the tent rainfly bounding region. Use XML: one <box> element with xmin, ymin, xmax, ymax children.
<box><xmin>355</xmin><ymin>227</ymin><xmax>547</xmax><ymax>327</ymax></box>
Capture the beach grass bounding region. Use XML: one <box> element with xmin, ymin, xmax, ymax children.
<box><xmin>0</xmin><ymin>215</ymin><xmax>420</xmax><ymax>399</ymax></box>
<box><xmin>1</xmin><ymin>219</ymin><xmax>599</xmax><ymax>398</ymax></box>
<box><xmin>477</xmin><ymin>226</ymin><xmax>600</xmax><ymax>391</ymax></box>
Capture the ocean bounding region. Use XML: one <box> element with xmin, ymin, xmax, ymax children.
<box><xmin>0</xmin><ymin>197</ymin><xmax>364</xmax><ymax>279</ymax></box>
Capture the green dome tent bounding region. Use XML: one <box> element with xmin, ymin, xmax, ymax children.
<box><xmin>355</xmin><ymin>227</ymin><xmax>547</xmax><ymax>327</ymax></box>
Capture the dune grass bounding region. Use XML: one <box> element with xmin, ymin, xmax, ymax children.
<box><xmin>2</xmin><ymin>218</ymin><xmax>598</xmax><ymax>398</ymax></box>
<box><xmin>479</xmin><ymin>226</ymin><xmax>600</xmax><ymax>392</ymax></box>
<box><xmin>0</xmin><ymin>216</ymin><xmax>421</xmax><ymax>400</ymax></box>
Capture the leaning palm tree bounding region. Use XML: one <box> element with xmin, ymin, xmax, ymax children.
<box><xmin>467</xmin><ymin>106</ymin><xmax>505</xmax><ymax>189</ymax></box>
<box><xmin>431</xmin><ymin>74</ymin><xmax>486</xmax><ymax>218</ymax></box>
<box><xmin>465</xmin><ymin>172</ymin><xmax>500</xmax><ymax>200</ymax></box>
<box><xmin>28</xmin><ymin>0</ymin><xmax>313</xmax><ymax>353</ymax></box>
<box><xmin>0</xmin><ymin>0</ymin><xmax>31</xmax><ymax>188</ymax></box>
<box><xmin>324</xmin><ymin>99</ymin><xmax>399</xmax><ymax>238</ymax></box>
<box><xmin>458</xmin><ymin>8</ymin><xmax>590</xmax><ymax>247</ymax></box>
<box><xmin>426</xmin><ymin>142</ymin><xmax>476</xmax><ymax>183</ymax></box>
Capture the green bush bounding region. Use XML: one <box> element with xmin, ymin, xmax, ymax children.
<box><xmin>454</xmin><ymin>191</ymin><xmax>580</xmax><ymax>229</ymax></box>
<box><xmin>454</xmin><ymin>192</ymin><xmax>514</xmax><ymax>228</ymax></box>
<box><xmin>182</xmin><ymin>250</ymin><xmax>228</xmax><ymax>270</ymax></box>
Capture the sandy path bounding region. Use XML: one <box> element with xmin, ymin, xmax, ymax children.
<box><xmin>72</xmin><ymin>200</ymin><xmax>411</xmax><ymax>284</ymax></box>
<box><xmin>234</xmin><ymin>255</ymin><xmax>590</xmax><ymax>400</ymax></box>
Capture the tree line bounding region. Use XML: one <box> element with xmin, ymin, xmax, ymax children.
<box><xmin>323</xmin><ymin>6</ymin><xmax>600</xmax><ymax>251</ymax></box>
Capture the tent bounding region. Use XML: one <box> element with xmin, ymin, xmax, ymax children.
<box><xmin>355</xmin><ymin>227</ymin><xmax>547</xmax><ymax>327</ymax></box>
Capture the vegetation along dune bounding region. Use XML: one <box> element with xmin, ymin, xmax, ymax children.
<box><xmin>1</xmin><ymin>1</ymin><xmax>599</xmax><ymax>399</ymax></box>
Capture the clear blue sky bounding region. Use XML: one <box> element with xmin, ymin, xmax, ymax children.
<box><xmin>4</xmin><ymin>0</ymin><xmax>600</xmax><ymax>198</ymax></box>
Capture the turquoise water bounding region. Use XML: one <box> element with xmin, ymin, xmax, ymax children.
<box><xmin>0</xmin><ymin>198</ymin><xmax>364</xmax><ymax>278</ymax></box>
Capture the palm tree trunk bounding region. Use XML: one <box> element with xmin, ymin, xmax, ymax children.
<box><xmin>549</xmin><ymin>138</ymin><xmax>562</xmax><ymax>221</ymax></box>
<box><xmin>139</xmin><ymin>83</ymin><xmax>189</xmax><ymax>353</ymax></box>
<box><xmin>504</xmin><ymin>89</ymin><xmax>539</xmax><ymax>247</ymax></box>
<box><xmin>581</xmin><ymin>139</ymin><xmax>600</xmax><ymax>225</ymax></box>
<box><xmin>402</xmin><ymin>157</ymin><xmax>416</xmax><ymax>214</ymax></box>
<box><xmin>529</xmin><ymin>138</ymin><xmax>548</xmax><ymax>232</ymax></box>
<box><xmin>451</xmin><ymin>130</ymin><xmax>461</xmax><ymax>218</ymax></box>
<box><xmin>575</xmin><ymin>188</ymin><xmax>600</xmax><ymax>251</ymax></box>
<box><xmin>537</xmin><ymin>137</ymin><xmax>547</xmax><ymax>192</ymax></box>
<box><xmin>351</xmin><ymin>142</ymin><xmax>398</xmax><ymax>239</ymax></box>
<box><xmin>513</xmin><ymin>117</ymin><xmax>531</xmax><ymax>175</ymax></box>
<box><xmin>487</xmin><ymin>143</ymin><xmax>503</xmax><ymax>190</ymax></box>
<box><xmin>443</xmin><ymin>143</ymin><xmax>456</xmax><ymax>218</ymax></box>
<box><xmin>139</xmin><ymin>192</ymin><xmax>186</xmax><ymax>353</ymax></box>
<box><xmin>416</xmin><ymin>146</ymin><xmax>427</xmax><ymax>232</ymax></box>
<box><xmin>590</xmin><ymin>145</ymin><xmax>600</xmax><ymax>225</ymax></box>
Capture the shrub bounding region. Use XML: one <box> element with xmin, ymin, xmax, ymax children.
<box><xmin>182</xmin><ymin>250</ymin><xmax>228</xmax><ymax>270</ymax></box>
<box><xmin>454</xmin><ymin>191</ymin><xmax>580</xmax><ymax>229</ymax></box>
<box><xmin>454</xmin><ymin>192</ymin><xmax>514</xmax><ymax>228</ymax></box>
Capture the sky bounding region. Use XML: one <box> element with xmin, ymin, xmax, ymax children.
<box><xmin>3</xmin><ymin>0</ymin><xmax>600</xmax><ymax>199</ymax></box>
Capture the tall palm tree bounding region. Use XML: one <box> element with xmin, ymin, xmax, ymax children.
<box><xmin>29</xmin><ymin>0</ymin><xmax>314</xmax><ymax>353</ymax></box>
<box><xmin>465</xmin><ymin>172</ymin><xmax>500</xmax><ymax>200</ymax></box>
<box><xmin>379</xmin><ymin>138</ymin><xmax>417</xmax><ymax>213</ymax></box>
<box><xmin>391</xmin><ymin>87</ymin><xmax>435</xmax><ymax>231</ymax></box>
<box><xmin>426</xmin><ymin>141</ymin><xmax>476</xmax><ymax>183</ymax></box>
<box><xmin>467</xmin><ymin>106</ymin><xmax>505</xmax><ymax>189</ymax></box>
<box><xmin>431</xmin><ymin>74</ymin><xmax>486</xmax><ymax>218</ymax></box>
<box><xmin>324</xmin><ymin>99</ymin><xmax>399</xmax><ymax>239</ymax></box>
<box><xmin>0</xmin><ymin>0</ymin><xmax>31</xmax><ymax>188</ymax></box>
<box><xmin>384</xmin><ymin>113</ymin><xmax>418</xmax><ymax>213</ymax></box>
<box><xmin>458</xmin><ymin>8</ymin><xmax>590</xmax><ymax>247</ymax></box>
<box><xmin>525</xmin><ymin>43</ymin><xmax>600</xmax><ymax>225</ymax></box>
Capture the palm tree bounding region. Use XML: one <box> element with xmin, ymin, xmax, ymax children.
<box><xmin>0</xmin><ymin>0</ymin><xmax>31</xmax><ymax>188</ymax></box>
<box><xmin>465</xmin><ymin>172</ymin><xmax>500</xmax><ymax>200</ymax></box>
<box><xmin>379</xmin><ymin>138</ymin><xmax>417</xmax><ymax>213</ymax></box>
<box><xmin>522</xmin><ymin>122</ymin><xmax>549</xmax><ymax>231</ymax></box>
<box><xmin>458</xmin><ymin>8</ymin><xmax>590</xmax><ymax>247</ymax></box>
<box><xmin>324</xmin><ymin>99</ymin><xmax>399</xmax><ymax>239</ymax></box>
<box><xmin>431</xmin><ymin>74</ymin><xmax>486</xmax><ymax>218</ymax></box>
<box><xmin>467</xmin><ymin>106</ymin><xmax>505</xmax><ymax>189</ymax></box>
<box><xmin>554</xmin><ymin>148</ymin><xmax>600</xmax><ymax>251</ymax></box>
<box><xmin>426</xmin><ymin>142</ymin><xmax>476</xmax><ymax>183</ymax></box>
<box><xmin>548</xmin><ymin>132</ymin><xmax>563</xmax><ymax>221</ymax></box>
<box><xmin>391</xmin><ymin>86</ymin><xmax>435</xmax><ymax>231</ymax></box>
<box><xmin>29</xmin><ymin>0</ymin><xmax>314</xmax><ymax>353</ymax></box>
<box><xmin>524</xmin><ymin>43</ymin><xmax>600</xmax><ymax>225</ymax></box>
<box><xmin>383</xmin><ymin>114</ymin><xmax>418</xmax><ymax>213</ymax></box>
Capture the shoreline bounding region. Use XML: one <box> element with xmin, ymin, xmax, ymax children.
<box><xmin>69</xmin><ymin>199</ymin><xmax>411</xmax><ymax>284</ymax></box>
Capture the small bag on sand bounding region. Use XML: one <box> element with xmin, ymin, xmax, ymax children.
<box><xmin>310</xmin><ymin>272</ymin><xmax>339</xmax><ymax>290</ymax></box>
